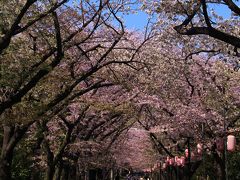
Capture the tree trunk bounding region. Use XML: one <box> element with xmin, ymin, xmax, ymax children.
<box><xmin>54</xmin><ymin>161</ymin><xmax>63</xmax><ymax>180</ymax></box>
<box><xmin>0</xmin><ymin>157</ymin><xmax>12</xmax><ymax>180</ymax></box>
<box><xmin>213</xmin><ymin>150</ymin><xmax>225</xmax><ymax>180</ymax></box>
<box><xmin>0</xmin><ymin>123</ymin><xmax>29</xmax><ymax>180</ymax></box>
<box><xmin>61</xmin><ymin>165</ymin><xmax>69</xmax><ymax>180</ymax></box>
<box><xmin>0</xmin><ymin>125</ymin><xmax>18</xmax><ymax>180</ymax></box>
<box><xmin>219</xmin><ymin>161</ymin><xmax>226</xmax><ymax>180</ymax></box>
<box><xmin>46</xmin><ymin>165</ymin><xmax>55</xmax><ymax>180</ymax></box>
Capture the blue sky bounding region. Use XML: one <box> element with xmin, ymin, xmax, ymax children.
<box><xmin>123</xmin><ymin>1</ymin><xmax>240</xmax><ymax>30</ymax></box>
<box><xmin>122</xmin><ymin>11</ymin><xmax>149</xmax><ymax>30</ymax></box>
<box><xmin>210</xmin><ymin>1</ymin><xmax>240</xmax><ymax>18</ymax></box>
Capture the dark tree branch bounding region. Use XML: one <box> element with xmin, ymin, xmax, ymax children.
<box><xmin>184</xmin><ymin>49</ymin><xmax>220</xmax><ymax>60</ymax></box>
<box><xmin>62</xmin><ymin>0</ymin><xmax>107</xmax><ymax>44</ymax></box>
<box><xmin>177</xmin><ymin>0</ymin><xmax>201</xmax><ymax>27</ymax></box>
<box><xmin>174</xmin><ymin>26</ymin><xmax>240</xmax><ymax>48</ymax></box>
<box><xmin>223</xmin><ymin>0</ymin><xmax>240</xmax><ymax>16</ymax></box>
<box><xmin>185</xmin><ymin>75</ymin><xmax>195</xmax><ymax>97</ymax></box>
<box><xmin>0</xmin><ymin>11</ymin><xmax>64</xmax><ymax>115</ymax></box>
<box><xmin>14</xmin><ymin>0</ymin><xmax>68</xmax><ymax>35</ymax></box>
<box><xmin>201</xmin><ymin>0</ymin><xmax>212</xmax><ymax>27</ymax></box>
<box><xmin>52</xmin><ymin>11</ymin><xmax>64</xmax><ymax>62</ymax></box>
<box><xmin>0</xmin><ymin>0</ymin><xmax>37</xmax><ymax>54</ymax></box>
<box><xmin>0</xmin><ymin>0</ymin><xmax>68</xmax><ymax>55</ymax></box>
<box><xmin>150</xmin><ymin>132</ymin><xmax>174</xmax><ymax>157</ymax></box>
<box><xmin>174</xmin><ymin>0</ymin><xmax>240</xmax><ymax>48</ymax></box>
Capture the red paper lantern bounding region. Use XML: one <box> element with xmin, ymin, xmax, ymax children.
<box><xmin>165</xmin><ymin>156</ymin><xmax>170</xmax><ymax>165</ymax></box>
<box><xmin>162</xmin><ymin>163</ymin><xmax>167</xmax><ymax>169</ymax></box>
<box><xmin>180</xmin><ymin>156</ymin><xmax>185</xmax><ymax>166</ymax></box>
<box><xmin>185</xmin><ymin>148</ymin><xmax>189</xmax><ymax>157</ymax></box>
<box><xmin>169</xmin><ymin>158</ymin><xmax>174</xmax><ymax>165</ymax></box>
<box><xmin>227</xmin><ymin>135</ymin><xmax>236</xmax><ymax>152</ymax></box>
<box><xmin>175</xmin><ymin>156</ymin><xmax>178</xmax><ymax>162</ymax></box>
<box><xmin>191</xmin><ymin>152</ymin><xmax>195</xmax><ymax>160</ymax></box>
<box><xmin>174</xmin><ymin>156</ymin><xmax>179</xmax><ymax>166</ymax></box>
<box><xmin>176</xmin><ymin>157</ymin><xmax>182</xmax><ymax>166</ymax></box>
<box><xmin>197</xmin><ymin>143</ymin><xmax>203</xmax><ymax>154</ymax></box>
<box><xmin>166</xmin><ymin>156</ymin><xmax>170</xmax><ymax>161</ymax></box>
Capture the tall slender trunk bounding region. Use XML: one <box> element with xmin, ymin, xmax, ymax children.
<box><xmin>219</xmin><ymin>160</ymin><xmax>226</xmax><ymax>180</ymax></box>
<box><xmin>61</xmin><ymin>164</ymin><xmax>70</xmax><ymax>180</ymax></box>
<box><xmin>55</xmin><ymin>161</ymin><xmax>63</xmax><ymax>180</ymax></box>
<box><xmin>46</xmin><ymin>164</ymin><xmax>55</xmax><ymax>180</ymax></box>
<box><xmin>213</xmin><ymin>150</ymin><xmax>225</xmax><ymax>180</ymax></box>
<box><xmin>0</xmin><ymin>125</ymin><xmax>27</xmax><ymax>180</ymax></box>
<box><xmin>0</xmin><ymin>126</ymin><xmax>14</xmax><ymax>180</ymax></box>
<box><xmin>0</xmin><ymin>152</ymin><xmax>13</xmax><ymax>180</ymax></box>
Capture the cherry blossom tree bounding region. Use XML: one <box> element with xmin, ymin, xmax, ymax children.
<box><xmin>0</xmin><ymin>0</ymin><xmax>153</xmax><ymax>179</ymax></box>
<box><xmin>117</xmin><ymin>28</ymin><xmax>240</xmax><ymax>178</ymax></box>
<box><xmin>1</xmin><ymin>1</ymin><xmax>239</xmax><ymax>180</ymax></box>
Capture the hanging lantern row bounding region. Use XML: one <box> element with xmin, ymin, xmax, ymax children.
<box><xmin>163</xmin><ymin>156</ymin><xmax>186</xmax><ymax>169</ymax></box>
<box><xmin>162</xmin><ymin>135</ymin><xmax>236</xmax><ymax>170</ymax></box>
